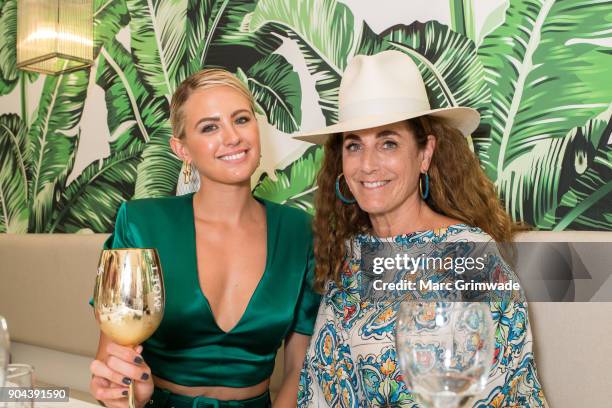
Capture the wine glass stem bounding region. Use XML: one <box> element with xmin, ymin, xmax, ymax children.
<box><xmin>128</xmin><ymin>382</ymin><xmax>136</xmax><ymax>408</ymax></box>
<box><xmin>431</xmin><ymin>393</ymin><xmax>460</xmax><ymax>408</ymax></box>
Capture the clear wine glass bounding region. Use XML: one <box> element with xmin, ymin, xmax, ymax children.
<box><xmin>395</xmin><ymin>301</ymin><xmax>495</xmax><ymax>408</ymax></box>
<box><xmin>5</xmin><ymin>364</ymin><xmax>34</xmax><ymax>408</ymax></box>
<box><xmin>0</xmin><ymin>316</ymin><xmax>9</xmax><ymax>387</ymax></box>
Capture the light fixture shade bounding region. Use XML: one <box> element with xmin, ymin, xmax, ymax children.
<box><xmin>16</xmin><ymin>0</ymin><xmax>93</xmax><ymax>75</ymax></box>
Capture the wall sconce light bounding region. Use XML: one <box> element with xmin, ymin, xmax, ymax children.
<box><xmin>16</xmin><ymin>0</ymin><xmax>93</xmax><ymax>75</ymax></box>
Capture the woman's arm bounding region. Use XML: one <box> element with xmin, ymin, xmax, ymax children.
<box><xmin>272</xmin><ymin>332</ymin><xmax>310</xmax><ymax>408</ymax></box>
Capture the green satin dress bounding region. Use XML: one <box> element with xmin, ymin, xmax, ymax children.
<box><xmin>90</xmin><ymin>192</ymin><xmax>320</xmax><ymax>389</ymax></box>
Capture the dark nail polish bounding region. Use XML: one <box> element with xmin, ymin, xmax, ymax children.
<box><xmin>134</xmin><ymin>356</ymin><xmax>143</xmax><ymax>364</ymax></box>
<box><xmin>141</xmin><ymin>373</ymin><xmax>149</xmax><ymax>381</ymax></box>
<box><xmin>122</xmin><ymin>377</ymin><xmax>131</xmax><ymax>385</ymax></box>
<box><xmin>122</xmin><ymin>390</ymin><xmax>128</xmax><ymax>396</ymax></box>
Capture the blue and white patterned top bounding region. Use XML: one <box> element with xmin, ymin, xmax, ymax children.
<box><xmin>298</xmin><ymin>224</ymin><xmax>548</xmax><ymax>407</ymax></box>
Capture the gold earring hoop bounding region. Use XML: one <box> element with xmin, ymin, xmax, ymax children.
<box><xmin>182</xmin><ymin>161</ymin><xmax>192</xmax><ymax>184</ymax></box>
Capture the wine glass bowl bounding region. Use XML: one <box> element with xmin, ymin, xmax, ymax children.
<box><xmin>94</xmin><ymin>249</ymin><xmax>165</xmax><ymax>345</ymax></box>
<box><xmin>395</xmin><ymin>301</ymin><xmax>495</xmax><ymax>408</ymax></box>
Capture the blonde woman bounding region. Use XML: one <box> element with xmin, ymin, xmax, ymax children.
<box><xmin>294</xmin><ymin>51</ymin><xmax>548</xmax><ymax>407</ymax></box>
<box><xmin>89</xmin><ymin>69</ymin><xmax>320</xmax><ymax>408</ymax></box>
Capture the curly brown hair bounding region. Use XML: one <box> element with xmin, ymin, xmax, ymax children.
<box><xmin>312</xmin><ymin>115</ymin><xmax>529</xmax><ymax>292</ymax></box>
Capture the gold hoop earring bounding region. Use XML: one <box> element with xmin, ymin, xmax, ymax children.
<box><xmin>182</xmin><ymin>161</ymin><xmax>192</xmax><ymax>184</ymax></box>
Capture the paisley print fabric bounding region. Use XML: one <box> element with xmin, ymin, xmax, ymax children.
<box><xmin>298</xmin><ymin>224</ymin><xmax>548</xmax><ymax>407</ymax></box>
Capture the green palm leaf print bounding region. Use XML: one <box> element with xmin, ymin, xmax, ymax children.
<box><xmin>0</xmin><ymin>114</ymin><xmax>28</xmax><ymax>233</ymax></box>
<box><xmin>497</xmin><ymin>106</ymin><xmax>611</xmax><ymax>229</ymax></box>
<box><xmin>133</xmin><ymin>125</ymin><xmax>179</xmax><ymax>198</ymax></box>
<box><xmin>0</xmin><ymin>0</ymin><xmax>608</xmax><ymax>232</ymax></box>
<box><xmin>478</xmin><ymin>0</ymin><xmax>612</xmax><ymax>226</ymax></box>
<box><xmin>379</xmin><ymin>21</ymin><xmax>490</xmax><ymax>118</ymax></box>
<box><xmin>478</xmin><ymin>0</ymin><xmax>612</xmax><ymax>179</ymax></box>
<box><xmin>49</xmin><ymin>145</ymin><xmax>145</xmax><ymax>232</ymax></box>
<box><xmin>94</xmin><ymin>0</ymin><xmax>130</xmax><ymax>53</ymax></box>
<box><xmin>126</xmin><ymin>0</ymin><xmax>188</xmax><ymax>99</ymax></box>
<box><xmin>552</xmin><ymin>111</ymin><xmax>611</xmax><ymax>230</ymax></box>
<box><xmin>96</xmin><ymin>38</ymin><xmax>169</xmax><ymax>151</ymax></box>
<box><xmin>27</xmin><ymin>69</ymin><xmax>89</xmax><ymax>232</ymax></box>
<box><xmin>0</xmin><ymin>0</ymin><xmax>17</xmax><ymax>96</ymax></box>
<box><xmin>254</xmin><ymin>146</ymin><xmax>323</xmax><ymax>214</ymax></box>
<box><xmin>240</xmin><ymin>53</ymin><xmax>302</xmax><ymax>133</ymax></box>
<box><xmin>243</xmin><ymin>0</ymin><xmax>357</xmax><ymax>124</ymax></box>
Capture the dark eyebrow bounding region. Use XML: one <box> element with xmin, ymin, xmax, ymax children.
<box><xmin>193</xmin><ymin>109</ymin><xmax>252</xmax><ymax>130</ymax></box>
<box><xmin>343</xmin><ymin>133</ymin><xmax>361</xmax><ymax>142</ymax></box>
<box><xmin>343</xmin><ymin>129</ymin><xmax>399</xmax><ymax>142</ymax></box>
<box><xmin>194</xmin><ymin>116</ymin><xmax>219</xmax><ymax>130</ymax></box>
<box><xmin>377</xmin><ymin>130</ymin><xmax>400</xmax><ymax>138</ymax></box>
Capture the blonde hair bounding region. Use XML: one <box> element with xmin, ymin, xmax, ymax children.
<box><xmin>170</xmin><ymin>68</ymin><xmax>256</xmax><ymax>139</ymax></box>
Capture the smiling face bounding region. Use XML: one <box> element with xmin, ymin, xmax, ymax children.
<box><xmin>341</xmin><ymin>120</ymin><xmax>434</xmax><ymax>216</ymax></box>
<box><xmin>171</xmin><ymin>85</ymin><xmax>260</xmax><ymax>186</ymax></box>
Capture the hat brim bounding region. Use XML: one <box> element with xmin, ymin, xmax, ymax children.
<box><xmin>293</xmin><ymin>107</ymin><xmax>480</xmax><ymax>145</ymax></box>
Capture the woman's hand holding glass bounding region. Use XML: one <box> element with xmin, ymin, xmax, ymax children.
<box><xmin>89</xmin><ymin>342</ymin><xmax>153</xmax><ymax>408</ymax></box>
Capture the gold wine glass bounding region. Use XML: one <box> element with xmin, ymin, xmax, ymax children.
<box><xmin>93</xmin><ymin>249</ymin><xmax>165</xmax><ymax>408</ymax></box>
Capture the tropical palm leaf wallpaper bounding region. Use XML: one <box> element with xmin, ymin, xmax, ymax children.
<box><xmin>0</xmin><ymin>0</ymin><xmax>610</xmax><ymax>233</ymax></box>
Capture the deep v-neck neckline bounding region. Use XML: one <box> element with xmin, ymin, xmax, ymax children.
<box><xmin>187</xmin><ymin>192</ymin><xmax>273</xmax><ymax>335</ymax></box>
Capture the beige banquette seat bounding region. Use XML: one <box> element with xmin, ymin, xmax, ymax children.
<box><xmin>0</xmin><ymin>231</ymin><xmax>611</xmax><ymax>406</ymax></box>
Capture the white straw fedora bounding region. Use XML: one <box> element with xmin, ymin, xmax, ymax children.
<box><xmin>293</xmin><ymin>50</ymin><xmax>480</xmax><ymax>145</ymax></box>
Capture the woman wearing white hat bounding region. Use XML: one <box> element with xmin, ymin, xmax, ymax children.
<box><xmin>294</xmin><ymin>51</ymin><xmax>548</xmax><ymax>407</ymax></box>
